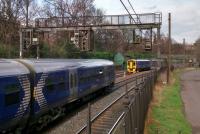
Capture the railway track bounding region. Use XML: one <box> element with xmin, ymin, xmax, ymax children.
<box><xmin>115</xmin><ymin>70</ymin><xmax>126</xmax><ymax>78</ymax></box>
<box><xmin>42</xmin><ymin>70</ymin><xmax>153</xmax><ymax>134</ymax></box>
<box><xmin>76</xmin><ymin>75</ymin><xmax>145</xmax><ymax>134</ymax></box>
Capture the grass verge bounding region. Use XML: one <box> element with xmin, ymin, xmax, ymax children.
<box><xmin>146</xmin><ymin>70</ymin><xmax>192</xmax><ymax>134</ymax></box>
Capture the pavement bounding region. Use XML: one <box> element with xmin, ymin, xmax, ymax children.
<box><xmin>181</xmin><ymin>69</ymin><xmax>200</xmax><ymax>134</ymax></box>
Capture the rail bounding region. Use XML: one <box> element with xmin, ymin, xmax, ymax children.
<box><xmin>108</xmin><ymin>112</ymin><xmax>125</xmax><ymax>134</ymax></box>
<box><xmin>115</xmin><ymin>71</ymin><xmax>125</xmax><ymax>78</ymax></box>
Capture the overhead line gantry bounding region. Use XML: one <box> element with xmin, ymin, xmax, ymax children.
<box><xmin>19</xmin><ymin>13</ymin><xmax>162</xmax><ymax>58</ymax></box>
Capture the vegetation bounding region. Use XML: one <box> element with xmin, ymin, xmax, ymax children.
<box><xmin>147</xmin><ymin>70</ymin><xmax>192</xmax><ymax>134</ymax></box>
<box><xmin>1</xmin><ymin>0</ymin><xmax>194</xmax><ymax>60</ymax></box>
<box><xmin>0</xmin><ymin>37</ymin><xmax>155</xmax><ymax>60</ymax></box>
<box><xmin>126</xmin><ymin>51</ymin><xmax>156</xmax><ymax>59</ymax></box>
<box><xmin>39</xmin><ymin>42</ymin><xmax>156</xmax><ymax>60</ymax></box>
<box><xmin>0</xmin><ymin>43</ymin><xmax>19</xmax><ymax>58</ymax></box>
<box><xmin>40</xmin><ymin>40</ymin><xmax>114</xmax><ymax>59</ymax></box>
<box><xmin>195</xmin><ymin>38</ymin><xmax>200</xmax><ymax>64</ymax></box>
<box><xmin>1</xmin><ymin>0</ymin><xmax>190</xmax><ymax>60</ymax></box>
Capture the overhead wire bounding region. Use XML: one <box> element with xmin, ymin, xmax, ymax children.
<box><xmin>127</xmin><ymin>0</ymin><xmax>151</xmax><ymax>38</ymax></box>
<box><xmin>119</xmin><ymin>0</ymin><xmax>140</xmax><ymax>29</ymax></box>
<box><xmin>127</xmin><ymin>0</ymin><xmax>142</xmax><ymax>24</ymax></box>
<box><xmin>120</xmin><ymin>0</ymin><xmax>151</xmax><ymax>39</ymax></box>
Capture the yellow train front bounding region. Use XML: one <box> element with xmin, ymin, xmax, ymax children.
<box><xmin>127</xmin><ymin>59</ymin><xmax>151</xmax><ymax>73</ymax></box>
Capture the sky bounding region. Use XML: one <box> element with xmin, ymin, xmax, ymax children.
<box><xmin>94</xmin><ymin>0</ymin><xmax>200</xmax><ymax>44</ymax></box>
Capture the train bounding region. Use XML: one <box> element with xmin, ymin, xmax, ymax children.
<box><xmin>127</xmin><ymin>59</ymin><xmax>167</xmax><ymax>73</ymax></box>
<box><xmin>0</xmin><ymin>59</ymin><xmax>115</xmax><ymax>133</ymax></box>
<box><xmin>151</xmin><ymin>59</ymin><xmax>167</xmax><ymax>71</ymax></box>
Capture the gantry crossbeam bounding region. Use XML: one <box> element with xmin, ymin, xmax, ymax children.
<box><xmin>34</xmin><ymin>13</ymin><xmax>162</xmax><ymax>30</ymax></box>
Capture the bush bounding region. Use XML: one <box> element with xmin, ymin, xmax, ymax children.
<box><xmin>126</xmin><ymin>51</ymin><xmax>156</xmax><ymax>59</ymax></box>
<box><xmin>0</xmin><ymin>43</ymin><xmax>19</xmax><ymax>58</ymax></box>
<box><xmin>80</xmin><ymin>51</ymin><xmax>114</xmax><ymax>60</ymax></box>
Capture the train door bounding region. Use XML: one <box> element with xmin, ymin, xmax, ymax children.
<box><xmin>69</xmin><ymin>69</ymin><xmax>78</xmax><ymax>101</ymax></box>
<box><xmin>127</xmin><ymin>60</ymin><xmax>136</xmax><ymax>73</ymax></box>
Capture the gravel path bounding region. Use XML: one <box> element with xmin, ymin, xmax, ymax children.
<box><xmin>181</xmin><ymin>70</ymin><xmax>200</xmax><ymax>134</ymax></box>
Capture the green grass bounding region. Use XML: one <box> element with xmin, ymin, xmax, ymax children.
<box><xmin>147</xmin><ymin>70</ymin><xmax>192</xmax><ymax>134</ymax></box>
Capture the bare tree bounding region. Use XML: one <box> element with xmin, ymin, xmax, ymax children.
<box><xmin>41</xmin><ymin>0</ymin><xmax>101</xmax><ymax>25</ymax></box>
<box><xmin>95</xmin><ymin>29</ymin><xmax>127</xmax><ymax>52</ymax></box>
<box><xmin>0</xmin><ymin>0</ymin><xmax>38</xmax><ymax>50</ymax></box>
<box><xmin>194</xmin><ymin>38</ymin><xmax>200</xmax><ymax>64</ymax></box>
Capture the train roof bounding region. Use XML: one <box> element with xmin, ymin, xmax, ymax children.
<box><xmin>0</xmin><ymin>59</ymin><xmax>30</xmax><ymax>77</ymax></box>
<box><xmin>18</xmin><ymin>59</ymin><xmax>113</xmax><ymax>73</ymax></box>
<box><xmin>151</xmin><ymin>59</ymin><xmax>164</xmax><ymax>61</ymax></box>
<box><xmin>76</xmin><ymin>59</ymin><xmax>114</xmax><ymax>67</ymax></box>
<box><xmin>136</xmin><ymin>59</ymin><xmax>150</xmax><ymax>61</ymax></box>
<box><xmin>128</xmin><ymin>59</ymin><xmax>150</xmax><ymax>62</ymax></box>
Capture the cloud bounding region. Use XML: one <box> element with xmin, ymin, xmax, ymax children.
<box><xmin>161</xmin><ymin>2</ymin><xmax>200</xmax><ymax>43</ymax></box>
<box><xmin>146</xmin><ymin>5</ymin><xmax>157</xmax><ymax>10</ymax></box>
<box><xmin>94</xmin><ymin>0</ymin><xmax>200</xmax><ymax>43</ymax></box>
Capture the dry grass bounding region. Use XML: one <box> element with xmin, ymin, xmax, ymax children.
<box><xmin>144</xmin><ymin>72</ymin><xmax>167</xmax><ymax>134</ymax></box>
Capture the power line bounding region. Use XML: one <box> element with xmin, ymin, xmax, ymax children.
<box><xmin>127</xmin><ymin>0</ymin><xmax>142</xmax><ymax>24</ymax></box>
<box><xmin>120</xmin><ymin>0</ymin><xmax>151</xmax><ymax>39</ymax></box>
<box><xmin>127</xmin><ymin>0</ymin><xmax>152</xmax><ymax>38</ymax></box>
<box><xmin>119</xmin><ymin>0</ymin><xmax>139</xmax><ymax>26</ymax></box>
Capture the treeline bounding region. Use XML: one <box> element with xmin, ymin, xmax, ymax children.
<box><xmin>0</xmin><ymin>0</ymin><xmax>107</xmax><ymax>58</ymax></box>
<box><xmin>0</xmin><ymin>0</ymin><xmax>138</xmax><ymax>59</ymax></box>
<box><xmin>0</xmin><ymin>0</ymin><xmax>194</xmax><ymax>60</ymax></box>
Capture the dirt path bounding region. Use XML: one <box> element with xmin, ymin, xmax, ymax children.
<box><xmin>181</xmin><ymin>70</ymin><xmax>200</xmax><ymax>134</ymax></box>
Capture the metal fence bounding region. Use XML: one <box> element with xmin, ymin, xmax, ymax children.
<box><xmin>108</xmin><ymin>71</ymin><xmax>157</xmax><ymax>134</ymax></box>
<box><xmin>77</xmin><ymin>70</ymin><xmax>158</xmax><ymax>134</ymax></box>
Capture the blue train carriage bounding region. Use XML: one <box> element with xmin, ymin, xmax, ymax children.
<box><xmin>18</xmin><ymin>59</ymin><xmax>115</xmax><ymax>130</ymax></box>
<box><xmin>18</xmin><ymin>59</ymin><xmax>80</xmax><ymax>129</ymax></box>
<box><xmin>151</xmin><ymin>59</ymin><xmax>167</xmax><ymax>71</ymax></box>
<box><xmin>127</xmin><ymin>59</ymin><xmax>151</xmax><ymax>73</ymax></box>
<box><xmin>0</xmin><ymin>59</ymin><xmax>31</xmax><ymax>132</ymax></box>
<box><xmin>0</xmin><ymin>59</ymin><xmax>115</xmax><ymax>132</ymax></box>
<box><xmin>136</xmin><ymin>59</ymin><xmax>151</xmax><ymax>71</ymax></box>
<box><xmin>77</xmin><ymin>59</ymin><xmax>115</xmax><ymax>98</ymax></box>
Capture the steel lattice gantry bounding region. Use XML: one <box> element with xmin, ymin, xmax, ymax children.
<box><xmin>19</xmin><ymin>12</ymin><xmax>162</xmax><ymax>58</ymax></box>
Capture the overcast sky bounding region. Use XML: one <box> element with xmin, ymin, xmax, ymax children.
<box><xmin>94</xmin><ymin>0</ymin><xmax>200</xmax><ymax>44</ymax></box>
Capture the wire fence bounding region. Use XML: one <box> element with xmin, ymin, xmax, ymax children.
<box><xmin>109</xmin><ymin>70</ymin><xmax>157</xmax><ymax>134</ymax></box>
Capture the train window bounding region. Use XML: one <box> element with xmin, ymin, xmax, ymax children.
<box><xmin>47</xmin><ymin>84</ymin><xmax>54</xmax><ymax>91</ymax></box>
<box><xmin>4</xmin><ymin>84</ymin><xmax>20</xmax><ymax>106</ymax></box>
<box><xmin>79</xmin><ymin>77</ymin><xmax>89</xmax><ymax>84</ymax></box>
<box><xmin>74</xmin><ymin>75</ymin><xmax>77</xmax><ymax>87</ymax></box>
<box><xmin>4</xmin><ymin>84</ymin><xmax>20</xmax><ymax>94</ymax></box>
<box><xmin>5</xmin><ymin>92</ymin><xmax>20</xmax><ymax>106</ymax></box>
<box><xmin>46</xmin><ymin>78</ymin><xmax>54</xmax><ymax>91</ymax></box>
<box><xmin>70</xmin><ymin>74</ymin><xmax>73</xmax><ymax>88</ymax></box>
<box><xmin>58</xmin><ymin>76</ymin><xmax>65</xmax><ymax>82</ymax></box>
<box><xmin>58</xmin><ymin>82</ymin><xmax>65</xmax><ymax>90</ymax></box>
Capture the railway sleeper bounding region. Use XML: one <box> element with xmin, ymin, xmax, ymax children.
<box><xmin>93</xmin><ymin>120</ymin><xmax>114</xmax><ymax>126</ymax></box>
<box><xmin>98</xmin><ymin>117</ymin><xmax>115</xmax><ymax>121</ymax></box>
<box><xmin>92</xmin><ymin>123</ymin><xmax>112</xmax><ymax>129</ymax></box>
<box><xmin>92</xmin><ymin>127</ymin><xmax>111</xmax><ymax>134</ymax></box>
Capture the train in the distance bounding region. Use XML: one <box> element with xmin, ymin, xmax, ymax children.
<box><xmin>127</xmin><ymin>59</ymin><xmax>167</xmax><ymax>73</ymax></box>
<box><xmin>0</xmin><ymin>59</ymin><xmax>115</xmax><ymax>133</ymax></box>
